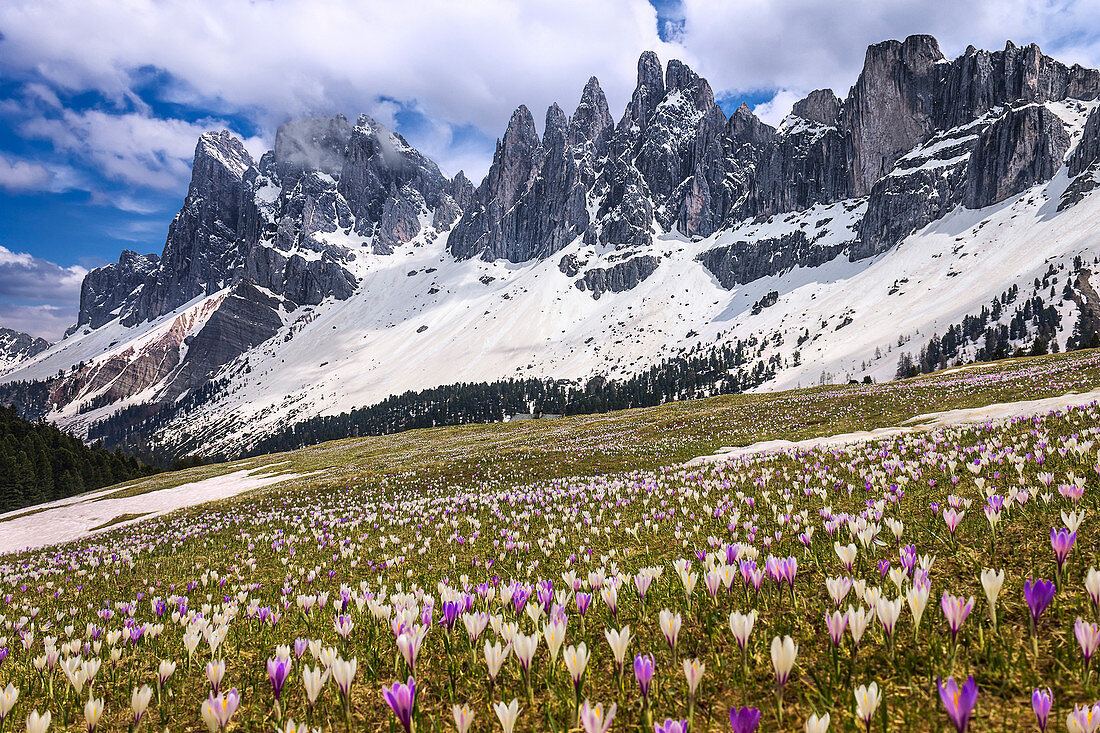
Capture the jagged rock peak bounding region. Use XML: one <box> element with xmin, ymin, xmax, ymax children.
<box><xmin>843</xmin><ymin>34</ymin><xmax>945</xmax><ymax>196</ymax></box>
<box><xmin>544</xmin><ymin>103</ymin><xmax>568</xmax><ymax>147</ymax></box>
<box><xmin>195</xmin><ymin>130</ymin><xmax>255</xmax><ymax>181</ymax></box>
<box><xmin>624</xmin><ymin>51</ymin><xmax>667</xmax><ymax>129</ymax></box>
<box><xmin>665</xmin><ymin>58</ymin><xmax>716</xmax><ymax>110</ymax></box>
<box><xmin>964</xmin><ymin>103</ymin><xmax>1070</xmax><ymax>208</ymax></box>
<box><xmin>792</xmin><ymin>89</ymin><xmax>841</xmax><ymax>126</ymax></box>
<box><xmin>727</xmin><ymin>102</ymin><xmax>775</xmax><ymax>145</ymax></box>
<box><xmin>570</xmin><ymin>76</ymin><xmax>613</xmax><ymax>149</ymax></box>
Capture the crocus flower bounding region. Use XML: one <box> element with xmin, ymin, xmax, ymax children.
<box><xmin>729</xmin><ymin>706</ymin><xmax>761</xmax><ymax>733</ymax></box>
<box><xmin>980</xmin><ymin>569</ymin><xmax>1004</xmax><ymax>628</ymax></box>
<box><xmin>1067</xmin><ymin>703</ymin><xmax>1100</xmax><ymax>733</ymax></box>
<box><xmin>131</xmin><ymin>685</ymin><xmax>153</xmax><ymax>728</ymax></box>
<box><xmin>267</xmin><ymin>655</ymin><xmax>292</xmax><ymax>701</ymax></box>
<box><xmin>937</xmin><ymin>676</ymin><xmax>977</xmax><ymax>732</ymax></box>
<box><xmin>659</xmin><ymin>610</ymin><xmax>682</xmax><ymax>654</ymax></box>
<box><xmin>605</xmin><ymin>626</ymin><xmax>632</xmax><ymax>671</ymax></box>
<box><xmin>200</xmin><ymin>689</ymin><xmax>240</xmax><ymax>732</ymax></box>
<box><xmin>826</xmin><ymin>609</ymin><xmax>848</xmax><ymax>648</ymax></box>
<box><xmin>564</xmin><ymin>643</ymin><xmax>590</xmax><ymax>697</ymax></box>
<box><xmin>331</xmin><ymin>657</ymin><xmax>357</xmax><ymax>700</ymax></box>
<box><xmin>1086</xmin><ymin>568</ymin><xmax>1100</xmax><ymax>613</ymax></box>
<box><xmin>1032</xmin><ymin>688</ymin><xmax>1052</xmax><ymax>731</ymax></box>
<box><xmin>452</xmin><ymin>704</ymin><xmax>475</xmax><ymax>733</ymax></box>
<box><xmin>806</xmin><ymin>712</ymin><xmax>831</xmax><ymax>732</ymax></box>
<box><xmin>771</xmin><ymin>635</ymin><xmax>797</xmax><ymax>688</ymax></box>
<box><xmin>941</xmin><ymin>592</ymin><xmax>974</xmax><ymax>643</ymax></box>
<box><xmin>634</xmin><ymin>654</ymin><xmax>655</xmax><ymax>699</ymax></box>
<box><xmin>494</xmin><ymin>699</ymin><xmax>521</xmax><ymax>733</ymax></box>
<box><xmin>729</xmin><ymin>610</ymin><xmax>756</xmax><ymax>650</ymax></box>
<box><xmin>654</xmin><ymin>719</ymin><xmax>688</xmax><ymax>733</ymax></box>
<box><xmin>26</xmin><ymin>710</ymin><xmax>50</xmax><ymax>733</ymax></box>
<box><xmin>1024</xmin><ymin>578</ymin><xmax>1057</xmax><ymax>625</ymax></box>
<box><xmin>1051</xmin><ymin>528</ymin><xmax>1076</xmax><ymax>570</ymax></box>
<box><xmin>579</xmin><ymin>701</ymin><xmax>615</xmax><ymax>733</ymax></box>
<box><xmin>0</xmin><ymin>685</ymin><xmax>17</xmax><ymax>724</ymax></box>
<box><xmin>1074</xmin><ymin>617</ymin><xmax>1100</xmax><ymax>667</ymax></box>
<box><xmin>855</xmin><ymin>682</ymin><xmax>880</xmax><ymax>732</ymax></box>
<box><xmin>382</xmin><ymin>677</ymin><xmax>416</xmax><ymax>733</ymax></box>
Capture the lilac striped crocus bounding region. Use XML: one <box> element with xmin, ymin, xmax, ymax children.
<box><xmin>1074</xmin><ymin>617</ymin><xmax>1100</xmax><ymax>669</ymax></box>
<box><xmin>1032</xmin><ymin>687</ymin><xmax>1052</xmax><ymax>731</ymax></box>
<box><xmin>937</xmin><ymin>676</ymin><xmax>977</xmax><ymax>732</ymax></box>
<box><xmin>654</xmin><ymin>719</ymin><xmax>688</xmax><ymax>733</ymax></box>
<box><xmin>941</xmin><ymin>592</ymin><xmax>974</xmax><ymax>643</ymax></box>
<box><xmin>382</xmin><ymin>677</ymin><xmax>416</xmax><ymax>733</ymax></box>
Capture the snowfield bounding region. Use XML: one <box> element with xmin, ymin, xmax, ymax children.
<box><xmin>0</xmin><ymin>465</ymin><xmax>306</xmax><ymax>554</ymax></box>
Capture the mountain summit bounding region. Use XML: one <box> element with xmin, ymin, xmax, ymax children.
<box><xmin>5</xmin><ymin>35</ymin><xmax>1100</xmax><ymax>457</ymax></box>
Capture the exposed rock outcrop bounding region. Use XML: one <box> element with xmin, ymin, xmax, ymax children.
<box><xmin>964</xmin><ymin>104</ymin><xmax>1069</xmax><ymax>208</ymax></box>
<box><xmin>575</xmin><ymin>255</ymin><xmax>660</xmax><ymax>299</ymax></box>
<box><xmin>698</xmin><ymin>231</ymin><xmax>849</xmax><ymax>289</ymax></box>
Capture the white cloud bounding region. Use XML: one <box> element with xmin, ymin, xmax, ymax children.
<box><xmin>678</xmin><ymin>0</ymin><xmax>1100</xmax><ymax>103</ymax></box>
<box><xmin>0</xmin><ymin>0</ymin><xmax>674</xmax><ymax>161</ymax></box>
<box><xmin>0</xmin><ymin>303</ymin><xmax>72</xmax><ymax>341</ymax></box>
<box><xmin>0</xmin><ymin>244</ymin><xmax>86</xmax><ymax>339</ymax></box>
<box><xmin>19</xmin><ymin>110</ymin><xmax>230</xmax><ymax>191</ymax></box>
<box><xmin>0</xmin><ymin>154</ymin><xmax>53</xmax><ymax>192</ymax></box>
<box><xmin>752</xmin><ymin>89</ymin><xmax>804</xmax><ymax>127</ymax></box>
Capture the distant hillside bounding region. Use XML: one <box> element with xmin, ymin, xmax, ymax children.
<box><xmin>0</xmin><ymin>406</ymin><xmax>156</xmax><ymax>513</ymax></box>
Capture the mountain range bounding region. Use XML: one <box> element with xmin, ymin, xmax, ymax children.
<box><xmin>4</xmin><ymin>34</ymin><xmax>1100</xmax><ymax>458</ymax></box>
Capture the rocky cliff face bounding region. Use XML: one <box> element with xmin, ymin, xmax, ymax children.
<box><xmin>964</xmin><ymin>104</ymin><xmax>1070</xmax><ymax>208</ymax></box>
<box><xmin>42</xmin><ymin>34</ymin><xmax>1100</xmax><ymax>443</ymax></box>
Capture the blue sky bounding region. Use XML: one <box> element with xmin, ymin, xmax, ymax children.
<box><xmin>1</xmin><ymin>0</ymin><xmax>1099</xmax><ymax>338</ymax></box>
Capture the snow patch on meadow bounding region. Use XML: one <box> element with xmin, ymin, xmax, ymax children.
<box><xmin>689</xmin><ymin>387</ymin><xmax>1100</xmax><ymax>465</ymax></box>
<box><xmin>0</xmin><ymin>466</ymin><xmax>305</xmax><ymax>555</ymax></box>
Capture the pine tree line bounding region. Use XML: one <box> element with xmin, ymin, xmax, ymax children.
<box><xmin>0</xmin><ymin>406</ymin><xmax>157</xmax><ymax>514</ymax></box>
<box><xmin>896</xmin><ymin>262</ymin><xmax>1099</xmax><ymax>379</ymax></box>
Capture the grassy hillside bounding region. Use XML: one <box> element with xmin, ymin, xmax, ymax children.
<box><xmin>1</xmin><ymin>348</ymin><xmax>1099</xmax><ymax>731</ymax></box>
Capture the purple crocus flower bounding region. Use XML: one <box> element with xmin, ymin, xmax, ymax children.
<box><xmin>576</xmin><ymin>592</ymin><xmax>592</xmax><ymax>617</ymax></box>
<box><xmin>937</xmin><ymin>676</ymin><xmax>977</xmax><ymax>732</ymax></box>
<box><xmin>729</xmin><ymin>706</ymin><xmax>761</xmax><ymax>733</ymax></box>
<box><xmin>382</xmin><ymin>676</ymin><xmax>416</xmax><ymax>733</ymax></box>
<box><xmin>1050</xmin><ymin>528</ymin><xmax>1076</xmax><ymax>569</ymax></box>
<box><xmin>266</xmin><ymin>656</ymin><xmax>292</xmax><ymax>701</ymax></box>
<box><xmin>439</xmin><ymin>600</ymin><xmax>462</xmax><ymax>630</ymax></box>
<box><xmin>1031</xmin><ymin>687</ymin><xmax>1052</xmax><ymax>731</ymax></box>
<box><xmin>634</xmin><ymin>654</ymin><xmax>655</xmax><ymax>700</ymax></box>
<box><xmin>293</xmin><ymin>638</ymin><xmax>309</xmax><ymax>660</ymax></box>
<box><xmin>1024</xmin><ymin>578</ymin><xmax>1057</xmax><ymax>624</ymax></box>
<box><xmin>653</xmin><ymin>719</ymin><xmax>688</xmax><ymax>733</ymax></box>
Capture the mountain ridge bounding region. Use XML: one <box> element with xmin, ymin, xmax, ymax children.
<box><xmin>5</xmin><ymin>34</ymin><xmax>1100</xmax><ymax>458</ymax></box>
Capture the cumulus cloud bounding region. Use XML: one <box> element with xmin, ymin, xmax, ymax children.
<box><xmin>0</xmin><ymin>0</ymin><xmax>674</xmax><ymax>158</ymax></box>
<box><xmin>752</xmin><ymin>89</ymin><xmax>805</xmax><ymax>127</ymax></box>
<box><xmin>0</xmin><ymin>154</ymin><xmax>53</xmax><ymax>193</ymax></box>
<box><xmin>679</xmin><ymin>0</ymin><xmax>1100</xmax><ymax>105</ymax></box>
<box><xmin>20</xmin><ymin>110</ymin><xmax>233</xmax><ymax>191</ymax></box>
<box><xmin>0</xmin><ymin>245</ymin><xmax>86</xmax><ymax>339</ymax></box>
<box><xmin>0</xmin><ymin>303</ymin><xmax>73</xmax><ymax>342</ymax></box>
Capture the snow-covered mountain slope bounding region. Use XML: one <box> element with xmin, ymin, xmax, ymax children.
<box><xmin>0</xmin><ymin>327</ymin><xmax>49</xmax><ymax>374</ymax></box>
<box><xmin>5</xmin><ymin>37</ymin><xmax>1100</xmax><ymax>458</ymax></box>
